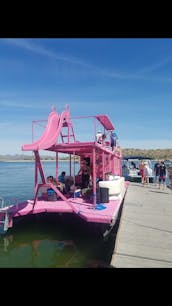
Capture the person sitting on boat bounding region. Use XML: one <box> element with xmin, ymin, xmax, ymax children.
<box><xmin>69</xmin><ymin>183</ymin><xmax>81</xmax><ymax>197</ymax></box>
<box><xmin>96</xmin><ymin>131</ymin><xmax>103</xmax><ymax>144</ymax></box>
<box><xmin>58</xmin><ymin>171</ymin><xmax>69</xmax><ymax>193</ymax></box>
<box><xmin>47</xmin><ymin>175</ymin><xmax>65</xmax><ymax>196</ymax></box>
<box><xmin>78</xmin><ymin>160</ymin><xmax>91</xmax><ymax>189</ymax></box>
<box><xmin>65</xmin><ymin>177</ymin><xmax>74</xmax><ymax>193</ymax></box>
<box><xmin>46</xmin><ymin>176</ymin><xmax>58</xmax><ymax>200</ymax></box>
<box><xmin>47</xmin><ymin>175</ymin><xmax>56</xmax><ymax>184</ymax></box>
<box><xmin>58</xmin><ymin>171</ymin><xmax>66</xmax><ymax>184</ymax></box>
<box><xmin>131</xmin><ymin>161</ymin><xmax>136</xmax><ymax>169</ymax></box>
<box><xmin>114</xmin><ymin>145</ymin><xmax>122</xmax><ymax>157</ymax></box>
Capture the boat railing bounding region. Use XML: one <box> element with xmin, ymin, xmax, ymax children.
<box><xmin>0</xmin><ymin>197</ymin><xmax>9</xmax><ymax>234</ymax></box>
<box><xmin>0</xmin><ymin>197</ymin><xmax>5</xmax><ymax>210</ymax></box>
<box><xmin>32</xmin><ymin>182</ymin><xmax>80</xmax><ymax>214</ymax></box>
<box><xmin>9</xmin><ymin>198</ymin><xmax>19</xmax><ymax>210</ymax></box>
<box><xmin>0</xmin><ymin>197</ymin><xmax>19</xmax><ymax>213</ymax></box>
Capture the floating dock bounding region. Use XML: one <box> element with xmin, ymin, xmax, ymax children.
<box><xmin>111</xmin><ymin>182</ymin><xmax>172</xmax><ymax>268</ymax></box>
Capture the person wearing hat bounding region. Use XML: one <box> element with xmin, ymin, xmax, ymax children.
<box><xmin>96</xmin><ymin>131</ymin><xmax>103</xmax><ymax>144</ymax></box>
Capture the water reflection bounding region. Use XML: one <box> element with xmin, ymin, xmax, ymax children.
<box><xmin>0</xmin><ymin>234</ymin><xmax>80</xmax><ymax>268</ymax></box>
<box><xmin>0</xmin><ymin>163</ymin><xmax>114</xmax><ymax>267</ymax></box>
<box><xmin>30</xmin><ymin>239</ymin><xmax>77</xmax><ymax>267</ymax></box>
<box><xmin>0</xmin><ymin>214</ymin><xmax>113</xmax><ymax>268</ymax></box>
<box><xmin>3</xmin><ymin>234</ymin><xmax>14</xmax><ymax>252</ymax></box>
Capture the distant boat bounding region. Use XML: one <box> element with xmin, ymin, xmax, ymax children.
<box><xmin>164</xmin><ymin>160</ymin><xmax>172</xmax><ymax>167</ymax></box>
<box><xmin>122</xmin><ymin>156</ymin><xmax>154</xmax><ymax>183</ymax></box>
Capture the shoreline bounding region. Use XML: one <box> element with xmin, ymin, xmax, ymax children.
<box><xmin>0</xmin><ymin>159</ymin><xmax>78</xmax><ymax>163</ymax></box>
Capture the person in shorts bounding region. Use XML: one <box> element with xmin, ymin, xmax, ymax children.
<box><xmin>154</xmin><ymin>160</ymin><xmax>161</xmax><ymax>185</ymax></box>
<box><xmin>158</xmin><ymin>161</ymin><xmax>166</xmax><ymax>189</ymax></box>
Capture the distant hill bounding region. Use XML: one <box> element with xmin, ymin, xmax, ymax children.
<box><xmin>1</xmin><ymin>149</ymin><xmax>172</xmax><ymax>161</ymax></box>
<box><xmin>0</xmin><ymin>154</ymin><xmax>79</xmax><ymax>161</ymax></box>
<box><xmin>122</xmin><ymin>149</ymin><xmax>172</xmax><ymax>160</ymax></box>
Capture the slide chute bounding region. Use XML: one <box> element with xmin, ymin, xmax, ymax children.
<box><xmin>22</xmin><ymin>110</ymin><xmax>67</xmax><ymax>151</ymax></box>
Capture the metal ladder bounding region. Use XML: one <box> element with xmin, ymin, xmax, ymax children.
<box><xmin>0</xmin><ymin>197</ymin><xmax>9</xmax><ymax>235</ymax></box>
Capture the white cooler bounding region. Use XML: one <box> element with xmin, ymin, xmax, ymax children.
<box><xmin>99</xmin><ymin>177</ymin><xmax>124</xmax><ymax>196</ymax></box>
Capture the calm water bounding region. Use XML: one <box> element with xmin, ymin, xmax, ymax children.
<box><xmin>0</xmin><ymin>161</ymin><xmax>116</xmax><ymax>268</ymax></box>
<box><xmin>0</xmin><ymin>161</ymin><xmax>80</xmax><ymax>204</ymax></box>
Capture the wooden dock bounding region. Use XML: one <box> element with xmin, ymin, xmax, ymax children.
<box><xmin>110</xmin><ymin>182</ymin><xmax>172</xmax><ymax>267</ymax></box>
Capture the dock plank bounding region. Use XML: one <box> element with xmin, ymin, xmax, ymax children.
<box><xmin>111</xmin><ymin>182</ymin><xmax>172</xmax><ymax>268</ymax></box>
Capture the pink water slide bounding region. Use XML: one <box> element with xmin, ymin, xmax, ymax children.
<box><xmin>22</xmin><ymin>110</ymin><xmax>67</xmax><ymax>151</ymax></box>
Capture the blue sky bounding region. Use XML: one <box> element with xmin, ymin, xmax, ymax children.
<box><xmin>1</xmin><ymin>38</ymin><xmax>172</xmax><ymax>155</ymax></box>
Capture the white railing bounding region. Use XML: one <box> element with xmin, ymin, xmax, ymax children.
<box><xmin>0</xmin><ymin>197</ymin><xmax>5</xmax><ymax>210</ymax></box>
<box><xmin>0</xmin><ymin>197</ymin><xmax>19</xmax><ymax>210</ymax></box>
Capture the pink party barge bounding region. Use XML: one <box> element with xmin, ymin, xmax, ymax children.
<box><xmin>0</xmin><ymin>105</ymin><xmax>129</xmax><ymax>236</ymax></box>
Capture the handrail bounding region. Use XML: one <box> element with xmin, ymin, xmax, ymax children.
<box><xmin>0</xmin><ymin>197</ymin><xmax>5</xmax><ymax>210</ymax></box>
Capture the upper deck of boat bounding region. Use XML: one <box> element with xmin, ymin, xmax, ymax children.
<box><xmin>48</xmin><ymin>140</ymin><xmax>116</xmax><ymax>155</ymax></box>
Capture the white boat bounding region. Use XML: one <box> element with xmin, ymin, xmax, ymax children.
<box><xmin>122</xmin><ymin>156</ymin><xmax>154</xmax><ymax>183</ymax></box>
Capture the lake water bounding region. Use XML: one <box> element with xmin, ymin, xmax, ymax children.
<box><xmin>0</xmin><ymin>161</ymin><xmax>116</xmax><ymax>268</ymax></box>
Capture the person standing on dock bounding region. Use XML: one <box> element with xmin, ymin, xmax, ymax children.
<box><xmin>143</xmin><ymin>162</ymin><xmax>150</xmax><ymax>186</ymax></box>
<box><xmin>122</xmin><ymin>163</ymin><xmax>129</xmax><ymax>180</ymax></box>
<box><xmin>154</xmin><ymin>160</ymin><xmax>161</xmax><ymax>186</ymax></box>
<box><xmin>139</xmin><ymin>160</ymin><xmax>145</xmax><ymax>184</ymax></box>
<box><xmin>158</xmin><ymin>161</ymin><xmax>166</xmax><ymax>190</ymax></box>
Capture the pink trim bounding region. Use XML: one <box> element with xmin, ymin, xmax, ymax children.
<box><xmin>95</xmin><ymin>115</ymin><xmax>114</xmax><ymax>130</ymax></box>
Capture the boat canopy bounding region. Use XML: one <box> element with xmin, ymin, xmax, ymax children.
<box><xmin>123</xmin><ymin>156</ymin><xmax>153</xmax><ymax>160</ymax></box>
<box><xmin>95</xmin><ymin>115</ymin><xmax>114</xmax><ymax>131</ymax></box>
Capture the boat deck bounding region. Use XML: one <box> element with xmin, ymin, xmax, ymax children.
<box><xmin>3</xmin><ymin>182</ymin><xmax>128</xmax><ymax>229</ymax></box>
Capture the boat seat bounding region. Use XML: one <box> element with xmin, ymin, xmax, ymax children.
<box><xmin>99</xmin><ymin>177</ymin><xmax>125</xmax><ymax>196</ymax></box>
